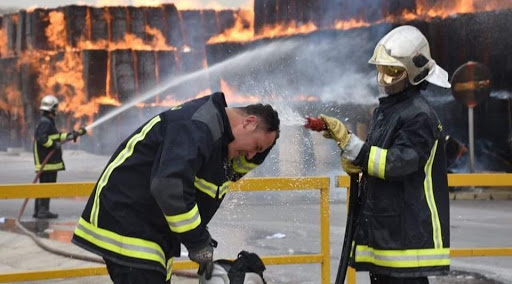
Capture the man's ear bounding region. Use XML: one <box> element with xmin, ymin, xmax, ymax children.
<box><xmin>243</xmin><ymin>115</ymin><xmax>258</xmax><ymax>130</ymax></box>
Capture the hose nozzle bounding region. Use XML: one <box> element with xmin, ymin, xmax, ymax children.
<box><xmin>304</xmin><ymin>117</ymin><xmax>326</xmax><ymax>132</ymax></box>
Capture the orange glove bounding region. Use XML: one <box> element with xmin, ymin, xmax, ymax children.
<box><xmin>341</xmin><ymin>157</ymin><xmax>361</xmax><ymax>174</ymax></box>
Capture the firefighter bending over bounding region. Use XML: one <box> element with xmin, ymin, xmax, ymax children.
<box><xmin>72</xmin><ymin>92</ymin><xmax>280</xmax><ymax>284</ymax></box>
<box><xmin>33</xmin><ymin>95</ymin><xmax>87</xmax><ymax>219</ymax></box>
<box><xmin>321</xmin><ymin>26</ymin><xmax>451</xmax><ymax>283</ymax></box>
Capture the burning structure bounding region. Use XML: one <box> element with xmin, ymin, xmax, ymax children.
<box><xmin>0</xmin><ymin>0</ymin><xmax>511</xmax><ymax>174</ymax></box>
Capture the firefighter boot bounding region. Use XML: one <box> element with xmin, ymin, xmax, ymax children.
<box><xmin>34</xmin><ymin>198</ymin><xmax>58</xmax><ymax>219</ymax></box>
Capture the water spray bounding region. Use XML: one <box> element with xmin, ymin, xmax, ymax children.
<box><xmin>85</xmin><ymin>39</ymin><xmax>301</xmax><ymax>131</ymax></box>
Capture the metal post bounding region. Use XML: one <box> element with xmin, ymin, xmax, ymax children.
<box><xmin>468</xmin><ymin>107</ymin><xmax>475</xmax><ymax>173</ymax></box>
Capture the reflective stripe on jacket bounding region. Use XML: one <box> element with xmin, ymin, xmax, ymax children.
<box><xmin>352</xmin><ymin>88</ymin><xmax>450</xmax><ymax>277</ymax></box>
<box><xmin>33</xmin><ymin>115</ymin><xmax>66</xmax><ymax>172</ymax></box>
<box><xmin>72</xmin><ymin>92</ymin><xmax>268</xmax><ymax>277</ymax></box>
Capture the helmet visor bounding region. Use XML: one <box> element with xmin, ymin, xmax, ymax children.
<box><xmin>377</xmin><ymin>65</ymin><xmax>406</xmax><ymax>77</ymax></box>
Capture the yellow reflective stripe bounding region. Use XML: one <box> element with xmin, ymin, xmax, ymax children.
<box><xmin>368</xmin><ymin>146</ymin><xmax>387</xmax><ymax>179</ymax></box>
<box><xmin>232</xmin><ymin>156</ymin><xmax>257</xmax><ymax>174</ymax></box>
<box><xmin>355</xmin><ymin>245</ymin><xmax>450</xmax><ymax>268</ymax></box>
<box><xmin>48</xmin><ymin>133</ymin><xmax>60</xmax><ymax>140</ymax></box>
<box><xmin>91</xmin><ymin>116</ymin><xmax>161</xmax><ymax>226</ymax></box>
<box><xmin>166</xmin><ymin>258</ymin><xmax>174</xmax><ymax>281</ymax></box>
<box><xmin>194</xmin><ymin>177</ymin><xmax>218</xmax><ymax>198</ymax></box>
<box><xmin>35</xmin><ymin>162</ymin><xmax>64</xmax><ymax>171</ymax></box>
<box><xmin>424</xmin><ymin>140</ymin><xmax>443</xmax><ymax>248</ymax></box>
<box><xmin>34</xmin><ymin>141</ymin><xmax>41</xmax><ymax>169</ymax></box>
<box><xmin>74</xmin><ymin>217</ymin><xmax>166</xmax><ymax>267</ymax></box>
<box><xmin>219</xmin><ymin>181</ymin><xmax>231</xmax><ymax>198</ymax></box>
<box><xmin>165</xmin><ymin>204</ymin><xmax>201</xmax><ymax>233</ymax></box>
<box><xmin>60</xmin><ymin>133</ymin><xmax>68</xmax><ymax>141</ymax></box>
<box><xmin>42</xmin><ymin>138</ymin><xmax>53</xmax><ymax>148</ymax></box>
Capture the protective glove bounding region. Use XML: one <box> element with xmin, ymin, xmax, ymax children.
<box><xmin>341</xmin><ymin>157</ymin><xmax>361</xmax><ymax>174</ymax></box>
<box><xmin>320</xmin><ymin>114</ymin><xmax>351</xmax><ymax>150</ymax></box>
<box><xmin>66</xmin><ymin>131</ymin><xmax>78</xmax><ymax>142</ymax></box>
<box><xmin>197</xmin><ymin>261</ymin><xmax>214</xmax><ymax>280</ymax></box>
<box><xmin>66</xmin><ymin>127</ymin><xmax>87</xmax><ymax>142</ymax></box>
<box><xmin>77</xmin><ymin>127</ymin><xmax>87</xmax><ymax>136</ymax></box>
<box><xmin>189</xmin><ymin>242</ymin><xmax>214</xmax><ymax>279</ymax></box>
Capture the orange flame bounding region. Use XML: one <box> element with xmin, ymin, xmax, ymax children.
<box><xmin>334</xmin><ymin>18</ymin><xmax>371</xmax><ymax>30</ymax></box>
<box><xmin>207</xmin><ymin>9</ymin><xmax>254</xmax><ymax>44</ymax></box>
<box><xmin>0</xmin><ymin>28</ymin><xmax>9</xmax><ymax>57</ymax></box>
<box><xmin>46</xmin><ymin>11</ymin><xmax>68</xmax><ymax>50</ymax></box>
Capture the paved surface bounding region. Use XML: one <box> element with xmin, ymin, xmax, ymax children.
<box><xmin>0</xmin><ymin>150</ymin><xmax>511</xmax><ymax>283</ymax></box>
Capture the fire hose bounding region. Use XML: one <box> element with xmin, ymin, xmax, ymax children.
<box><xmin>15</xmin><ymin>138</ymin><xmax>197</xmax><ymax>279</ymax></box>
<box><xmin>334</xmin><ymin>174</ymin><xmax>360</xmax><ymax>284</ymax></box>
<box><xmin>304</xmin><ymin>116</ymin><xmax>361</xmax><ymax>283</ymax></box>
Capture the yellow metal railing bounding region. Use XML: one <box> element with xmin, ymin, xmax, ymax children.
<box><xmin>338</xmin><ymin>173</ymin><xmax>512</xmax><ymax>284</ymax></box>
<box><xmin>0</xmin><ymin>177</ymin><xmax>332</xmax><ymax>284</ymax></box>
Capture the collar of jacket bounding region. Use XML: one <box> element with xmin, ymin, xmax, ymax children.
<box><xmin>378</xmin><ymin>87</ymin><xmax>420</xmax><ymax>107</ymax></box>
<box><xmin>42</xmin><ymin>113</ymin><xmax>55</xmax><ymax>124</ymax></box>
<box><xmin>211</xmin><ymin>92</ymin><xmax>235</xmax><ymax>151</ymax></box>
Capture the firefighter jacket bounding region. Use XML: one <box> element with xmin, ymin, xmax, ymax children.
<box><xmin>351</xmin><ymin>88</ymin><xmax>450</xmax><ymax>277</ymax></box>
<box><xmin>72</xmin><ymin>92</ymin><xmax>270</xmax><ymax>279</ymax></box>
<box><xmin>33</xmin><ymin>114</ymin><xmax>67</xmax><ymax>172</ymax></box>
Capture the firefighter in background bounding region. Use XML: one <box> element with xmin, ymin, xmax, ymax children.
<box><xmin>72</xmin><ymin>92</ymin><xmax>280</xmax><ymax>284</ymax></box>
<box><xmin>33</xmin><ymin>95</ymin><xmax>86</xmax><ymax>219</ymax></box>
<box><xmin>320</xmin><ymin>25</ymin><xmax>450</xmax><ymax>283</ymax></box>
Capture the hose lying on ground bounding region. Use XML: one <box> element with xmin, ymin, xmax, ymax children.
<box><xmin>15</xmin><ymin>141</ymin><xmax>198</xmax><ymax>279</ymax></box>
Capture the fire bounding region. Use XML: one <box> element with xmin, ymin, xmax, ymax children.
<box><xmin>206</xmin><ymin>0</ymin><xmax>512</xmax><ymax>43</ymax></box>
<box><xmin>334</xmin><ymin>19</ymin><xmax>371</xmax><ymax>30</ymax></box>
<box><xmin>0</xmin><ymin>86</ymin><xmax>23</xmax><ymax>116</ymax></box>
<box><xmin>46</xmin><ymin>11</ymin><xmax>68</xmax><ymax>50</ymax></box>
<box><xmin>259</xmin><ymin>21</ymin><xmax>318</xmax><ymax>39</ymax></box>
<box><xmin>0</xmin><ymin>27</ymin><xmax>9</xmax><ymax>57</ymax></box>
<box><xmin>207</xmin><ymin>9</ymin><xmax>254</xmax><ymax>44</ymax></box>
<box><xmin>74</xmin><ymin>95</ymin><xmax>121</xmax><ymax>125</ymax></box>
<box><xmin>392</xmin><ymin>0</ymin><xmax>512</xmax><ymax>22</ymax></box>
<box><xmin>208</xmin><ymin>10</ymin><xmax>318</xmax><ymax>44</ymax></box>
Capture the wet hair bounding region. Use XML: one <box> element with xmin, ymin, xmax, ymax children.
<box><xmin>235</xmin><ymin>104</ymin><xmax>280</xmax><ymax>139</ymax></box>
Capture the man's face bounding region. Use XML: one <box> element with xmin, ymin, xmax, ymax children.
<box><xmin>228</xmin><ymin>115</ymin><xmax>277</xmax><ymax>160</ymax></box>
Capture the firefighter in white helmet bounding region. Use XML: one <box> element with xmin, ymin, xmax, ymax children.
<box><xmin>33</xmin><ymin>95</ymin><xmax>87</xmax><ymax>219</ymax></box>
<box><xmin>320</xmin><ymin>25</ymin><xmax>451</xmax><ymax>283</ymax></box>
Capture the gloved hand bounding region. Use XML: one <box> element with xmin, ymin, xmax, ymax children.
<box><xmin>189</xmin><ymin>243</ymin><xmax>214</xmax><ymax>279</ymax></box>
<box><xmin>77</xmin><ymin>127</ymin><xmax>87</xmax><ymax>136</ymax></box>
<box><xmin>341</xmin><ymin>157</ymin><xmax>361</xmax><ymax>174</ymax></box>
<box><xmin>197</xmin><ymin>261</ymin><xmax>214</xmax><ymax>280</ymax></box>
<box><xmin>66</xmin><ymin>131</ymin><xmax>78</xmax><ymax>142</ymax></box>
<box><xmin>320</xmin><ymin>114</ymin><xmax>351</xmax><ymax>150</ymax></box>
<box><xmin>66</xmin><ymin>127</ymin><xmax>87</xmax><ymax>142</ymax></box>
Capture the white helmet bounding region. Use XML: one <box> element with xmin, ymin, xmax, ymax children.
<box><xmin>40</xmin><ymin>95</ymin><xmax>59</xmax><ymax>113</ymax></box>
<box><xmin>199</xmin><ymin>263</ymin><xmax>265</xmax><ymax>284</ymax></box>
<box><xmin>368</xmin><ymin>25</ymin><xmax>451</xmax><ymax>94</ymax></box>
